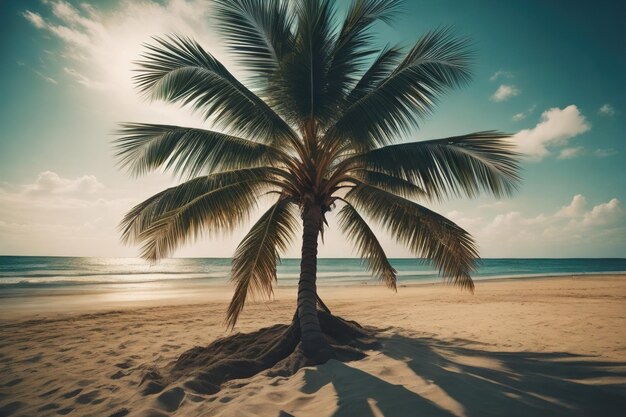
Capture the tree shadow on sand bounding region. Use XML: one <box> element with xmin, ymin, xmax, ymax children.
<box><xmin>299</xmin><ymin>333</ymin><xmax>626</xmax><ymax>417</ymax></box>
<box><xmin>141</xmin><ymin>316</ymin><xmax>626</xmax><ymax>417</ymax></box>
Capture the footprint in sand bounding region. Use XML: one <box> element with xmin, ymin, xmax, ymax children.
<box><xmin>75</xmin><ymin>389</ymin><xmax>100</xmax><ymax>404</ymax></box>
<box><xmin>108</xmin><ymin>408</ymin><xmax>130</xmax><ymax>417</ymax></box>
<box><xmin>156</xmin><ymin>387</ymin><xmax>186</xmax><ymax>412</ymax></box>
<box><xmin>111</xmin><ymin>370</ymin><xmax>128</xmax><ymax>380</ymax></box>
<box><xmin>62</xmin><ymin>388</ymin><xmax>82</xmax><ymax>399</ymax></box>
<box><xmin>0</xmin><ymin>401</ymin><xmax>25</xmax><ymax>416</ymax></box>
<box><xmin>4</xmin><ymin>378</ymin><xmax>22</xmax><ymax>387</ymax></box>
<box><xmin>39</xmin><ymin>387</ymin><xmax>61</xmax><ymax>398</ymax></box>
<box><xmin>77</xmin><ymin>379</ymin><xmax>94</xmax><ymax>387</ymax></box>
<box><xmin>115</xmin><ymin>359</ymin><xmax>134</xmax><ymax>369</ymax></box>
<box><xmin>37</xmin><ymin>403</ymin><xmax>60</xmax><ymax>411</ymax></box>
<box><xmin>188</xmin><ymin>394</ymin><xmax>204</xmax><ymax>403</ymax></box>
<box><xmin>25</xmin><ymin>352</ymin><xmax>43</xmax><ymax>363</ymax></box>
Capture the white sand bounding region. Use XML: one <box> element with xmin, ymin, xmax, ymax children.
<box><xmin>1</xmin><ymin>275</ymin><xmax>625</xmax><ymax>416</ymax></box>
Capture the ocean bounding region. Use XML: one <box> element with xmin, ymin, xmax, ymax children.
<box><xmin>1</xmin><ymin>256</ymin><xmax>625</xmax><ymax>291</ymax></box>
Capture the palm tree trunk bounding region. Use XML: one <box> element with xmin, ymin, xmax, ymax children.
<box><xmin>297</xmin><ymin>204</ymin><xmax>329</xmax><ymax>359</ymax></box>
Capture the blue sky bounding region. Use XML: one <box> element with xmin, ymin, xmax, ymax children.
<box><xmin>0</xmin><ymin>0</ymin><xmax>624</xmax><ymax>258</ymax></box>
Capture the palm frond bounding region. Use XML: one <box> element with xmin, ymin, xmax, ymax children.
<box><xmin>326</xmin><ymin>27</ymin><xmax>473</xmax><ymax>150</ymax></box>
<box><xmin>226</xmin><ymin>198</ymin><xmax>299</xmax><ymax>327</ymax></box>
<box><xmin>347</xmin><ymin>170</ymin><xmax>426</xmax><ymax>199</ymax></box>
<box><xmin>337</xmin><ymin>202</ymin><xmax>396</xmax><ymax>289</ymax></box>
<box><xmin>346</xmin><ymin>182</ymin><xmax>478</xmax><ymax>289</ymax></box>
<box><xmin>120</xmin><ymin>168</ymin><xmax>279</xmax><ymax>259</ymax></box>
<box><xmin>343</xmin><ymin>45</ymin><xmax>403</xmax><ymax>105</ymax></box>
<box><xmin>134</xmin><ymin>35</ymin><xmax>297</xmax><ymax>146</ymax></box>
<box><xmin>358</xmin><ymin>131</ymin><xmax>521</xmax><ymax>199</ymax></box>
<box><xmin>114</xmin><ymin>123</ymin><xmax>287</xmax><ymax>178</ymax></box>
<box><xmin>214</xmin><ymin>0</ymin><xmax>294</xmax><ymax>79</ymax></box>
<box><xmin>277</xmin><ymin>0</ymin><xmax>336</xmax><ymax>125</ymax></box>
<box><xmin>324</xmin><ymin>0</ymin><xmax>402</xmax><ymax>110</ymax></box>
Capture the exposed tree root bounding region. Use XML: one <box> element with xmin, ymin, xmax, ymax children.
<box><xmin>139</xmin><ymin>311</ymin><xmax>378</xmax><ymax>396</ymax></box>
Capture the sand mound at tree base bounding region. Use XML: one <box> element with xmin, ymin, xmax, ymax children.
<box><xmin>140</xmin><ymin>311</ymin><xmax>379</xmax><ymax>396</ymax></box>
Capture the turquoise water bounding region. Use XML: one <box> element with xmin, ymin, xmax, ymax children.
<box><xmin>0</xmin><ymin>256</ymin><xmax>625</xmax><ymax>290</ymax></box>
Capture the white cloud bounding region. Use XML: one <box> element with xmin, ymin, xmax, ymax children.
<box><xmin>598</xmin><ymin>104</ymin><xmax>615</xmax><ymax>117</ymax></box>
<box><xmin>23</xmin><ymin>8</ymin><xmax>93</xmax><ymax>48</ymax></box>
<box><xmin>578</xmin><ymin>198</ymin><xmax>622</xmax><ymax>227</ymax></box>
<box><xmin>477</xmin><ymin>201</ymin><xmax>505</xmax><ymax>209</ymax></box>
<box><xmin>475</xmin><ymin>196</ymin><xmax>624</xmax><ymax>256</ymax></box>
<box><xmin>483</xmin><ymin>211</ymin><xmax>546</xmax><ymax>233</ymax></box>
<box><xmin>22</xmin><ymin>0</ymin><xmax>228</xmax><ymax>129</ymax></box>
<box><xmin>23</xmin><ymin>10</ymin><xmax>47</xmax><ymax>29</ymax></box>
<box><xmin>514</xmin><ymin>105</ymin><xmax>591</xmax><ymax>161</ymax></box>
<box><xmin>24</xmin><ymin>171</ymin><xmax>104</xmax><ymax>196</ymax></box>
<box><xmin>0</xmin><ymin>171</ymin><xmax>168</xmax><ymax>256</ymax></box>
<box><xmin>556</xmin><ymin>194</ymin><xmax>587</xmax><ymax>218</ymax></box>
<box><xmin>593</xmin><ymin>148</ymin><xmax>618</xmax><ymax>158</ymax></box>
<box><xmin>16</xmin><ymin>60</ymin><xmax>58</xmax><ymax>85</ymax></box>
<box><xmin>558</xmin><ymin>146</ymin><xmax>585</xmax><ymax>160</ymax></box>
<box><xmin>0</xmin><ymin>170</ymin><xmax>262</xmax><ymax>257</ymax></box>
<box><xmin>512</xmin><ymin>112</ymin><xmax>526</xmax><ymax>121</ymax></box>
<box><xmin>491</xmin><ymin>84</ymin><xmax>520</xmax><ymax>102</ymax></box>
<box><xmin>446</xmin><ymin>210</ymin><xmax>483</xmax><ymax>228</ymax></box>
<box><xmin>35</xmin><ymin>71</ymin><xmax>58</xmax><ymax>84</ymax></box>
<box><xmin>64</xmin><ymin>67</ymin><xmax>105</xmax><ymax>89</ymax></box>
<box><xmin>512</xmin><ymin>105</ymin><xmax>536</xmax><ymax>121</ymax></box>
<box><xmin>489</xmin><ymin>70</ymin><xmax>513</xmax><ymax>82</ymax></box>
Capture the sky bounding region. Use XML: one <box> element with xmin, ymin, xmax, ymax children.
<box><xmin>0</xmin><ymin>0</ymin><xmax>624</xmax><ymax>259</ymax></box>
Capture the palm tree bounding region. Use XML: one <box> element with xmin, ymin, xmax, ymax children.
<box><xmin>115</xmin><ymin>0</ymin><xmax>520</xmax><ymax>361</ymax></box>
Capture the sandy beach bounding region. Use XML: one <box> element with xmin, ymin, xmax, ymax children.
<box><xmin>1</xmin><ymin>275</ymin><xmax>626</xmax><ymax>417</ymax></box>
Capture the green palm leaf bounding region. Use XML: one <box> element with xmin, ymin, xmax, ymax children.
<box><xmin>327</xmin><ymin>27</ymin><xmax>473</xmax><ymax>150</ymax></box>
<box><xmin>346</xmin><ymin>182</ymin><xmax>478</xmax><ymax>290</ymax></box>
<box><xmin>135</xmin><ymin>35</ymin><xmax>298</xmax><ymax>146</ymax></box>
<box><xmin>114</xmin><ymin>123</ymin><xmax>287</xmax><ymax>178</ymax></box>
<box><xmin>358</xmin><ymin>131</ymin><xmax>521</xmax><ymax>199</ymax></box>
<box><xmin>277</xmin><ymin>0</ymin><xmax>336</xmax><ymax>125</ymax></box>
<box><xmin>354</xmin><ymin>170</ymin><xmax>427</xmax><ymax>199</ymax></box>
<box><xmin>343</xmin><ymin>45</ymin><xmax>403</xmax><ymax>106</ymax></box>
<box><xmin>338</xmin><ymin>202</ymin><xmax>397</xmax><ymax>289</ymax></box>
<box><xmin>227</xmin><ymin>198</ymin><xmax>299</xmax><ymax>327</ymax></box>
<box><xmin>324</xmin><ymin>0</ymin><xmax>402</xmax><ymax>111</ymax></box>
<box><xmin>213</xmin><ymin>0</ymin><xmax>294</xmax><ymax>79</ymax></box>
<box><xmin>120</xmin><ymin>168</ymin><xmax>280</xmax><ymax>260</ymax></box>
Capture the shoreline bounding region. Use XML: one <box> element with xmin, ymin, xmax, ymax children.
<box><xmin>1</xmin><ymin>273</ymin><xmax>625</xmax><ymax>321</ymax></box>
<box><xmin>1</xmin><ymin>268</ymin><xmax>626</xmax><ymax>287</ymax></box>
